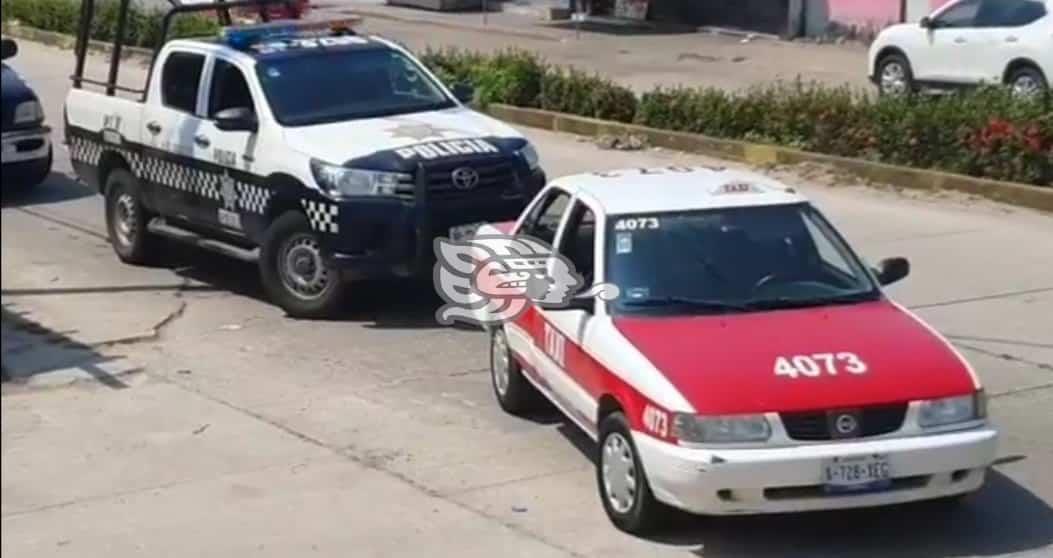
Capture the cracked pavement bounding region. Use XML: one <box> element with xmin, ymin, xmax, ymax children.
<box><xmin>2</xmin><ymin>40</ymin><xmax>1053</xmax><ymax>557</ymax></box>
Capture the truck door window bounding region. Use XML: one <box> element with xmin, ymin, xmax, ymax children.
<box><xmin>209</xmin><ymin>59</ymin><xmax>255</xmax><ymax>118</ymax></box>
<box><xmin>519</xmin><ymin>189</ymin><xmax>571</xmax><ymax>246</ymax></box>
<box><xmin>161</xmin><ymin>52</ymin><xmax>205</xmax><ymax>114</ymax></box>
<box><xmin>556</xmin><ymin>202</ymin><xmax>597</xmax><ymax>286</ymax></box>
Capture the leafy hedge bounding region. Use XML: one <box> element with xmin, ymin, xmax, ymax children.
<box><xmin>1</xmin><ymin>0</ymin><xmax>219</xmax><ymax>48</ymax></box>
<box><xmin>423</xmin><ymin>48</ymin><xmax>1051</xmax><ymax>186</ymax></box>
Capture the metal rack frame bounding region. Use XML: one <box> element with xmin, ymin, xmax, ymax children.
<box><xmin>71</xmin><ymin>0</ymin><xmax>298</xmax><ymax>100</ymax></box>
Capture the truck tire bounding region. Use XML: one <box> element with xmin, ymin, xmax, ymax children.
<box><xmin>259</xmin><ymin>211</ymin><xmax>348</xmax><ymax>319</ymax></box>
<box><xmin>597</xmin><ymin>412</ymin><xmax>667</xmax><ymax>535</ymax></box>
<box><xmin>104</xmin><ymin>168</ymin><xmax>159</xmax><ymax>265</ymax></box>
<box><xmin>490</xmin><ymin>327</ymin><xmax>542</xmax><ymax>415</ymax></box>
<box><xmin>877</xmin><ymin>53</ymin><xmax>915</xmax><ymax>97</ymax></box>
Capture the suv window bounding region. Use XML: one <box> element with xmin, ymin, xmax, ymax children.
<box><xmin>161</xmin><ymin>52</ymin><xmax>205</xmax><ymax>114</ymax></box>
<box><xmin>933</xmin><ymin>0</ymin><xmax>982</xmax><ymax>27</ymax></box>
<box><xmin>557</xmin><ymin>202</ymin><xmax>597</xmax><ymax>286</ymax></box>
<box><xmin>209</xmin><ymin>59</ymin><xmax>255</xmax><ymax>118</ymax></box>
<box><xmin>519</xmin><ymin>189</ymin><xmax>571</xmax><ymax>246</ymax></box>
<box><xmin>976</xmin><ymin>0</ymin><xmax>1047</xmax><ymax>26</ymax></box>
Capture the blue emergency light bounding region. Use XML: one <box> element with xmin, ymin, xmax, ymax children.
<box><xmin>220</xmin><ymin>17</ymin><xmax>362</xmax><ymax>50</ymax></box>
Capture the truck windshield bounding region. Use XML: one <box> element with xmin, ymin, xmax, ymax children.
<box><xmin>606</xmin><ymin>203</ymin><xmax>881</xmax><ymax>316</ymax></box>
<box><xmin>255</xmin><ymin>48</ymin><xmax>456</xmax><ymax>127</ymax></box>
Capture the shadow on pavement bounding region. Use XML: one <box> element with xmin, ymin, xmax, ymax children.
<box><xmin>0</xmin><ymin>172</ymin><xmax>95</xmax><ymax>207</ymax></box>
<box><xmin>165</xmin><ymin>244</ymin><xmax>448</xmax><ymax>329</ymax></box>
<box><xmin>1</xmin><ymin>304</ymin><xmax>134</xmax><ymax>389</ymax></box>
<box><xmin>639</xmin><ymin>469</ymin><xmax>1053</xmax><ymax>558</ymax></box>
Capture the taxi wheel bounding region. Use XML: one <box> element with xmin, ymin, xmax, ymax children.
<box><xmin>260</xmin><ymin>211</ymin><xmax>348</xmax><ymax>320</ymax></box>
<box><xmin>490</xmin><ymin>327</ymin><xmax>540</xmax><ymax>415</ymax></box>
<box><xmin>597</xmin><ymin>412</ymin><xmax>666</xmax><ymax>534</ymax></box>
<box><xmin>104</xmin><ymin>168</ymin><xmax>159</xmax><ymax>265</ymax></box>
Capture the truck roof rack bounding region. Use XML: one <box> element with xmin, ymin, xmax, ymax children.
<box><xmin>71</xmin><ymin>0</ymin><xmax>305</xmax><ymax>99</ymax></box>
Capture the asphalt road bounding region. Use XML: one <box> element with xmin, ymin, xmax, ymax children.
<box><xmin>3</xmin><ymin>40</ymin><xmax>1053</xmax><ymax>558</ymax></box>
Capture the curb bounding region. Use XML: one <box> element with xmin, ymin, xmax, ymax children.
<box><xmin>1</xmin><ymin>22</ymin><xmax>155</xmax><ymax>61</ymax></box>
<box><xmin>485</xmin><ymin>104</ymin><xmax>1053</xmax><ymax>213</ymax></box>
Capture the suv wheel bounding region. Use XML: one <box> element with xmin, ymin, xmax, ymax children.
<box><xmin>597</xmin><ymin>412</ymin><xmax>667</xmax><ymax>534</ymax></box>
<box><xmin>490</xmin><ymin>327</ymin><xmax>541</xmax><ymax>414</ymax></box>
<box><xmin>1007</xmin><ymin>66</ymin><xmax>1047</xmax><ymax>98</ymax></box>
<box><xmin>104</xmin><ymin>168</ymin><xmax>158</xmax><ymax>265</ymax></box>
<box><xmin>878</xmin><ymin>54</ymin><xmax>915</xmax><ymax>97</ymax></box>
<box><xmin>260</xmin><ymin>211</ymin><xmax>348</xmax><ymax>319</ymax></box>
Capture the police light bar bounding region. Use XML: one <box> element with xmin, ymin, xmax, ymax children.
<box><xmin>220</xmin><ymin>16</ymin><xmax>363</xmax><ymax>49</ymax></box>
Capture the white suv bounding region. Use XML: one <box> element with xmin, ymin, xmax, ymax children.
<box><xmin>868</xmin><ymin>0</ymin><xmax>1052</xmax><ymax>96</ymax></box>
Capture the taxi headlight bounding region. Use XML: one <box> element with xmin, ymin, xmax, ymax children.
<box><xmin>310</xmin><ymin>159</ymin><xmax>412</xmax><ymax>198</ymax></box>
<box><xmin>519</xmin><ymin>143</ymin><xmax>540</xmax><ymax>171</ymax></box>
<box><xmin>14</xmin><ymin>100</ymin><xmax>44</xmax><ymax>124</ymax></box>
<box><xmin>672</xmin><ymin>413</ymin><xmax>771</xmax><ymax>444</ymax></box>
<box><xmin>918</xmin><ymin>392</ymin><xmax>984</xmax><ymax>428</ymax></box>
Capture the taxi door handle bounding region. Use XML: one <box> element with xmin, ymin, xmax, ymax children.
<box><xmin>193</xmin><ymin>134</ymin><xmax>210</xmax><ymax>148</ymax></box>
<box><xmin>146</xmin><ymin>121</ymin><xmax>162</xmax><ymax>135</ymax></box>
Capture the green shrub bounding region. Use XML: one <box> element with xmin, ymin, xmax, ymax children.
<box><xmin>2</xmin><ymin>0</ymin><xmax>218</xmax><ymax>48</ymax></box>
<box><xmin>541</xmin><ymin>67</ymin><xmax>636</xmax><ymax>123</ymax></box>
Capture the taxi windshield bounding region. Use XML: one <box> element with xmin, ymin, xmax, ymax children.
<box><xmin>606</xmin><ymin>203</ymin><xmax>881</xmax><ymax>316</ymax></box>
<box><xmin>255</xmin><ymin>48</ymin><xmax>455</xmax><ymax>127</ymax></box>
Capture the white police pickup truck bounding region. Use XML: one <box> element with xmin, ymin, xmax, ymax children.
<box><xmin>64</xmin><ymin>16</ymin><xmax>546</xmax><ymax>318</ymax></box>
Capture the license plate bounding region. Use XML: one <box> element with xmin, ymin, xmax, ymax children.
<box><xmin>822</xmin><ymin>454</ymin><xmax>892</xmax><ymax>493</ymax></box>
<box><xmin>448</xmin><ymin>222</ymin><xmax>484</xmax><ymax>242</ymax></box>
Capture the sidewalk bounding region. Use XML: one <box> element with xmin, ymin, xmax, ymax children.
<box><xmin>325</xmin><ymin>0</ymin><xmax>873</xmax><ymax>93</ymax></box>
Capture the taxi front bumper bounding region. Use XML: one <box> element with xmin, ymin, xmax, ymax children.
<box><xmin>635</xmin><ymin>426</ymin><xmax>998</xmax><ymax>515</ymax></box>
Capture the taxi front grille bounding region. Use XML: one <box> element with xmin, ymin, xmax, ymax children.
<box><xmin>780</xmin><ymin>404</ymin><xmax>908</xmax><ymax>441</ymax></box>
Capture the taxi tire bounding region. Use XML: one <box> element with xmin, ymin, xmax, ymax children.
<box><xmin>490</xmin><ymin>327</ymin><xmax>541</xmax><ymax>415</ymax></box>
<box><xmin>104</xmin><ymin>169</ymin><xmax>159</xmax><ymax>265</ymax></box>
<box><xmin>597</xmin><ymin>412</ymin><xmax>667</xmax><ymax>535</ymax></box>
<box><xmin>259</xmin><ymin>211</ymin><xmax>348</xmax><ymax>320</ymax></box>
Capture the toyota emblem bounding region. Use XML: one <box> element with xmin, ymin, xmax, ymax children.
<box><xmin>451</xmin><ymin>167</ymin><xmax>480</xmax><ymax>190</ymax></box>
<box><xmin>835</xmin><ymin>414</ymin><xmax>859</xmax><ymax>435</ymax></box>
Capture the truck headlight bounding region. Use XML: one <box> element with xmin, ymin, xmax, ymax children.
<box><xmin>519</xmin><ymin>143</ymin><xmax>540</xmax><ymax>171</ymax></box>
<box><xmin>14</xmin><ymin>100</ymin><xmax>44</xmax><ymax>124</ymax></box>
<box><xmin>918</xmin><ymin>392</ymin><xmax>984</xmax><ymax>428</ymax></box>
<box><xmin>310</xmin><ymin>159</ymin><xmax>412</xmax><ymax>198</ymax></box>
<box><xmin>672</xmin><ymin>413</ymin><xmax>771</xmax><ymax>444</ymax></box>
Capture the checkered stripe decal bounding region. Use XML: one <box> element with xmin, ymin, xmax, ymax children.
<box><xmin>301</xmin><ymin>200</ymin><xmax>340</xmax><ymax>234</ymax></box>
<box><xmin>238</xmin><ymin>183</ymin><xmax>272</xmax><ymax>214</ymax></box>
<box><xmin>69</xmin><ymin>137</ymin><xmax>140</xmax><ymax>170</ymax></box>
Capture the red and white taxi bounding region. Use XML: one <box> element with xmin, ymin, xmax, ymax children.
<box><xmin>476</xmin><ymin>165</ymin><xmax>998</xmax><ymax>534</ymax></box>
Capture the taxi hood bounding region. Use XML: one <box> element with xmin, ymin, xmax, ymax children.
<box><xmin>282</xmin><ymin>107</ymin><xmax>526</xmax><ymax>170</ymax></box>
<box><xmin>613</xmin><ymin>300</ymin><xmax>978</xmax><ymax>415</ymax></box>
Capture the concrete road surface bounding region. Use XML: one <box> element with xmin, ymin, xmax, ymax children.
<box><xmin>2</xmin><ymin>40</ymin><xmax>1053</xmax><ymax>558</ymax></box>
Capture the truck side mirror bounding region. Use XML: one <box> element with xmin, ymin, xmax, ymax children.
<box><xmin>214</xmin><ymin>107</ymin><xmax>257</xmax><ymax>133</ymax></box>
<box><xmin>452</xmin><ymin>83</ymin><xmax>475</xmax><ymax>104</ymax></box>
<box><xmin>1</xmin><ymin>38</ymin><xmax>17</xmax><ymax>60</ymax></box>
<box><xmin>874</xmin><ymin>257</ymin><xmax>910</xmax><ymax>286</ymax></box>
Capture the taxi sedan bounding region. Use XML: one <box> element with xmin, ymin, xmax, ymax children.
<box><xmin>478</xmin><ymin>166</ymin><xmax>998</xmax><ymax>534</ymax></box>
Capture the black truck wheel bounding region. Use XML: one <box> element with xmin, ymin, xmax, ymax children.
<box><xmin>104</xmin><ymin>168</ymin><xmax>159</xmax><ymax>265</ymax></box>
<box><xmin>260</xmin><ymin>211</ymin><xmax>348</xmax><ymax>319</ymax></box>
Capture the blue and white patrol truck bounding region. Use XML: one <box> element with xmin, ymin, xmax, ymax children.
<box><xmin>64</xmin><ymin>3</ymin><xmax>546</xmax><ymax>318</ymax></box>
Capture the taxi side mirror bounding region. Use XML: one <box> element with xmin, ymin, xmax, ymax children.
<box><xmin>536</xmin><ymin>295</ymin><xmax>595</xmax><ymax>314</ymax></box>
<box><xmin>875</xmin><ymin>257</ymin><xmax>910</xmax><ymax>286</ymax></box>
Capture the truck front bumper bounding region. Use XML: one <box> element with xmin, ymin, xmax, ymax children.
<box><xmin>635</xmin><ymin>425</ymin><xmax>998</xmax><ymax>515</ymax></box>
<box><xmin>322</xmin><ymin>167</ymin><xmax>546</xmax><ymax>280</ymax></box>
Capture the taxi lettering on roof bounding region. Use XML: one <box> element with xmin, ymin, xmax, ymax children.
<box><xmin>713</xmin><ymin>181</ymin><xmax>766</xmax><ymax>195</ymax></box>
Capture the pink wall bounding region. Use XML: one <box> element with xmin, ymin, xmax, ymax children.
<box><xmin>825</xmin><ymin>0</ymin><xmax>953</xmax><ymax>28</ymax></box>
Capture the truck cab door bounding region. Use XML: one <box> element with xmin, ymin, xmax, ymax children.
<box><xmin>192</xmin><ymin>55</ymin><xmax>264</xmax><ymax>237</ymax></box>
<box><xmin>142</xmin><ymin>49</ymin><xmax>209</xmax><ymax>222</ymax></box>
